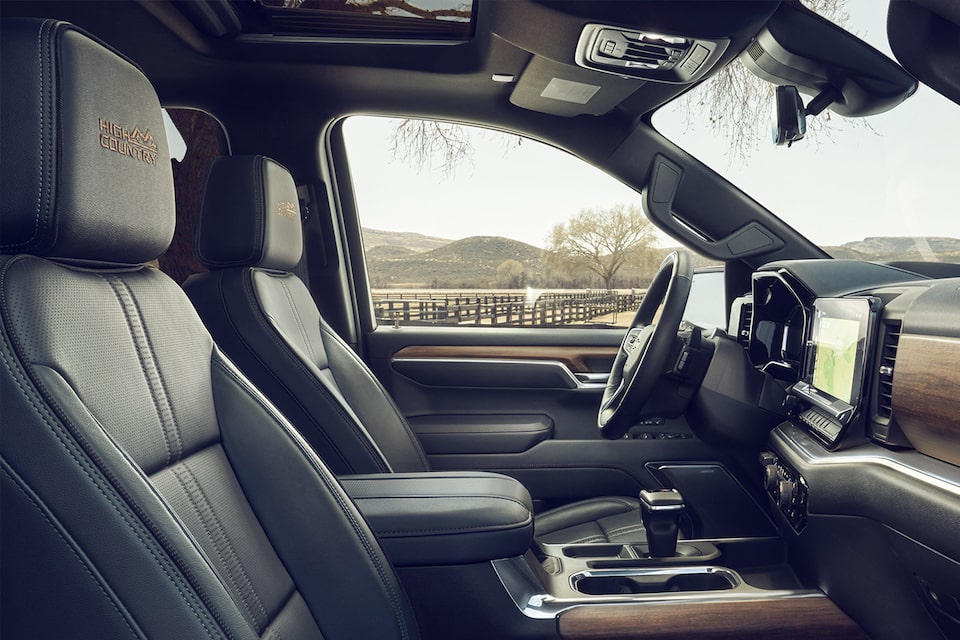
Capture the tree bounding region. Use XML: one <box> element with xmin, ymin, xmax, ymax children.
<box><xmin>674</xmin><ymin>0</ymin><xmax>855</xmax><ymax>160</ymax></box>
<box><xmin>390</xmin><ymin>119</ymin><xmax>476</xmax><ymax>179</ymax></box>
<box><xmin>495</xmin><ymin>259</ymin><xmax>525</xmax><ymax>289</ymax></box>
<box><xmin>543</xmin><ymin>204</ymin><xmax>657</xmax><ymax>290</ymax></box>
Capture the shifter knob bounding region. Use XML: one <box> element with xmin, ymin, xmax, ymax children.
<box><xmin>639</xmin><ymin>489</ymin><xmax>685</xmax><ymax>558</ymax></box>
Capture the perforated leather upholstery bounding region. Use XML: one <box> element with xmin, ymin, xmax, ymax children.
<box><xmin>187</xmin><ymin>155</ymin><xmax>648</xmax><ymax>544</ymax></box>
<box><xmin>0</xmin><ymin>19</ymin><xmax>417</xmax><ymax>640</ymax></box>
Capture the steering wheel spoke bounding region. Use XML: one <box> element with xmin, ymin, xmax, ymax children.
<box><xmin>598</xmin><ymin>251</ymin><xmax>694</xmax><ymax>439</ymax></box>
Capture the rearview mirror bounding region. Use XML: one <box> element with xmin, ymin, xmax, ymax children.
<box><xmin>772</xmin><ymin>85</ymin><xmax>806</xmax><ymax>146</ymax></box>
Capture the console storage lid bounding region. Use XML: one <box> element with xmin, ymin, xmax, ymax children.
<box><xmin>341</xmin><ymin>471</ymin><xmax>534</xmax><ymax>566</ymax></box>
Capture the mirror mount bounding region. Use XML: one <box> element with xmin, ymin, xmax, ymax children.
<box><xmin>804</xmin><ymin>86</ymin><xmax>840</xmax><ymax>117</ymax></box>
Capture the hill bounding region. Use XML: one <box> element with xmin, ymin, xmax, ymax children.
<box><xmin>361</xmin><ymin>227</ymin><xmax>451</xmax><ymax>253</ymax></box>
<box><xmin>363</xmin><ymin>232</ymin><xmax>959</xmax><ymax>289</ymax></box>
<box><xmin>827</xmin><ymin>237</ymin><xmax>960</xmax><ymax>262</ymax></box>
<box><xmin>366</xmin><ymin>235</ymin><xmax>543</xmax><ymax>288</ymax></box>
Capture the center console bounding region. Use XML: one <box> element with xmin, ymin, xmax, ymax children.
<box><xmin>342</xmin><ymin>472</ymin><xmax>865</xmax><ymax>639</ymax></box>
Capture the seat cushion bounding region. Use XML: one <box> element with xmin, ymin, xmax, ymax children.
<box><xmin>534</xmin><ymin>496</ymin><xmax>645</xmax><ymax>545</ymax></box>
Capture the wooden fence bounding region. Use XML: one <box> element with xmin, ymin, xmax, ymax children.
<box><xmin>372</xmin><ymin>289</ymin><xmax>644</xmax><ymax>327</ymax></box>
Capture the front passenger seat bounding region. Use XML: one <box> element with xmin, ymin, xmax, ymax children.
<box><xmin>184</xmin><ymin>155</ymin><xmax>646</xmax><ymax>546</ymax></box>
<box><xmin>0</xmin><ymin>19</ymin><xmax>417</xmax><ymax>639</ymax></box>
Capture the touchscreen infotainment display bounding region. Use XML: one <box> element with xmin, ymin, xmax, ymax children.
<box><xmin>806</xmin><ymin>298</ymin><xmax>872</xmax><ymax>407</ymax></box>
<box><xmin>811</xmin><ymin>316</ymin><xmax>862</xmax><ymax>403</ymax></box>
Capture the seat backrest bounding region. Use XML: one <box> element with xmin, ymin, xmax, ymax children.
<box><xmin>0</xmin><ymin>19</ymin><xmax>418</xmax><ymax>640</ymax></box>
<box><xmin>185</xmin><ymin>155</ymin><xmax>430</xmax><ymax>475</ymax></box>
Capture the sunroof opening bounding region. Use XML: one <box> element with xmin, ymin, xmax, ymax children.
<box><xmin>251</xmin><ymin>0</ymin><xmax>475</xmax><ymax>42</ymax></box>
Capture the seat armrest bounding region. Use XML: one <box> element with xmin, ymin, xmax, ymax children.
<box><xmin>341</xmin><ymin>472</ymin><xmax>533</xmax><ymax>566</ymax></box>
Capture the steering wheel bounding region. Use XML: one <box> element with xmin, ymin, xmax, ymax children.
<box><xmin>599</xmin><ymin>250</ymin><xmax>694</xmax><ymax>439</ymax></box>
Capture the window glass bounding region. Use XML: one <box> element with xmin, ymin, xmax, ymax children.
<box><xmin>343</xmin><ymin>115</ymin><xmax>722</xmax><ymax>328</ymax></box>
<box><xmin>250</xmin><ymin>0</ymin><xmax>474</xmax><ymax>41</ymax></box>
<box><xmin>652</xmin><ymin>0</ymin><xmax>960</xmax><ymax>261</ymax></box>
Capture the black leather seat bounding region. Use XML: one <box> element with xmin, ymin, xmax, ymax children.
<box><xmin>0</xmin><ymin>19</ymin><xmax>419</xmax><ymax>639</ymax></box>
<box><xmin>184</xmin><ymin>155</ymin><xmax>646</xmax><ymax>545</ymax></box>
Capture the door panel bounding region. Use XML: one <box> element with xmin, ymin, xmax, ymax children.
<box><xmin>368</xmin><ymin>326</ymin><xmax>712</xmax><ymax>482</ymax></box>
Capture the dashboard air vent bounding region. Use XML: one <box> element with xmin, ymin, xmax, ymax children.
<box><xmin>738</xmin><ymin>302</ymin><xmax>753</xmax><ymax>347</ymax></box>
<box><xmin>617</xmin><ymin>34</ymin><xmax>690</xmax><ymax>69</ymax></box>
<box><xmin>877</xmin><ymin>320</ymin><xmax>901</xmax><ymax>418</ymax></box>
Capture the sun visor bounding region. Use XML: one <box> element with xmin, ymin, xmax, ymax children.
<box><xmin>509</xmin><ymin>56</ymin><xmax>642</xmax><ymax>117</ymax></box>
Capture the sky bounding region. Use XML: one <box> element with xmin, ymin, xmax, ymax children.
<box><xmin>343</xmin><ymin>0</ymin><xmax>960</xmax><ymax>251</ymax></box>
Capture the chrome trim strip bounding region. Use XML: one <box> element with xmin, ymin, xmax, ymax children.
<box><xmin>576</xmin><ymin>372</ymin><xmax>611</xmax><ymax>385</ymax></box>
<box><xmin>771</xmin><ymin>424</ymin><xmax>960</xmax><ymax>498</ymax></box>
<box><xmin>491</xmin><ymin>556</ymin><xmax>824</xmax><ymax>620</ymax></box>
<box><xmin>392</xmin><ymin>357</ymin><xmax>608</xmax><ymax>390</ymax></box>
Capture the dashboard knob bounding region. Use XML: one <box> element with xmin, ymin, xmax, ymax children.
<box><xmin>778</xmin><ymin>479</ymin><xmax>796</xmax><ymax>510</ymax></box>
<box><xmin>764</xmin><ymin>464</ymin><xmax>781</xmax><ymax>492</ymax></box>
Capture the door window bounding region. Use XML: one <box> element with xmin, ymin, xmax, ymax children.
<box><xmin>343</xmin><ymin>116</ymin><xmax>721</xmax><ymax>329</ymax></box>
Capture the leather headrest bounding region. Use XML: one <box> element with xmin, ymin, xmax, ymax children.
<box><xmin>0</xmin><ymin>19</ymin><xmax>175</xmax><ymax>266</ymax></box>
<box><xmin>195</xmin><ymin>155</ymin><xmax>303</xmax><ymax>271</ymax></box>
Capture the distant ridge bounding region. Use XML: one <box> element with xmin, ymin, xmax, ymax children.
<box><xmin>362</xmin><ymin>230</ymin><xmax>959</xmax><ymax>288</ymax></box>
<box><xmin>362</xmin><ymin>227</ymin><xmax>451</xmax><ymax>253</ymax></box>
<box><xmin>826</xmin><ymin>236</ymin><xmax>960</xmax><ymax>262</ymax></box>
<box><xmin>366</xmin><ymin>235</ymin><xmax>543</xmax><ymax>288</ymax></box>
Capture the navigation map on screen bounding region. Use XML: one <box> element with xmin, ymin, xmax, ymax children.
<box><xmin>811</xmin><ymin>316</ymin><xmax>861</xmax><ymax>404</ymax></box>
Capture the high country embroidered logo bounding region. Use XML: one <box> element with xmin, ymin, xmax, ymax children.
<box><xmin>99</xmin><ymin>118</ymin><xmax>158</xmax><ymax>165</ymax></box>
<box><xmin>276</xmin><ymin>202</ymin><xmax>298</xmax><ymax>218</ymax></box>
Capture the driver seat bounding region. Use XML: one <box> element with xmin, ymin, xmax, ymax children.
<box><xmin>183</xmin><ymin>155</ymin><xmax>645</xmax><ymax>545</ymax></box>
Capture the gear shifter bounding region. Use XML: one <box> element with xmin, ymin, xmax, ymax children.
<box><xmin>639</xmin><ymin>489</ymin><xmax>684</xmax><ymax>558</ymax></box>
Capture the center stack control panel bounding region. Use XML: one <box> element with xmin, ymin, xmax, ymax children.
<box><xmin>760</xmin><ymin>452</ymin><xmax>808</xmax><ymax>531</ymax></box>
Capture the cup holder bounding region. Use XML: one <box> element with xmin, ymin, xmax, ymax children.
<box><xmin>562</xmin><ymin>544</ymin><xmax>628</xmax><ymax>559</ymax></box>
<box><xmin>572</xmin><ymin>567</ymin><xmax>738</xmax><ymax>596</ymax></box>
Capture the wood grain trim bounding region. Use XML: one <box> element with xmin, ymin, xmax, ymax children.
<box><xmin>892</xmin><ymin>333</ymin><xmax>960</xmax><ymax>466</ymax></box>
<box><xmin>558</xmin><ymin>597</ymin><xmax>867</xmax><ymax>640</ymax></box>
<box><xmin>392</xmin><ymin>346</ymin><xmax>618</xmax><ymax>374</ymax></box>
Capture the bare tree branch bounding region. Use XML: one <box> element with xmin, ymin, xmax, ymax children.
<box><xmin>674</xmin><ymin>0</ymin><xmax>869</xmax><ymax>163</ymax></box>
<box><xmin>543</xmin><ymin>204</ymin><xmax>657</xmax><ymax>289</ymax></box>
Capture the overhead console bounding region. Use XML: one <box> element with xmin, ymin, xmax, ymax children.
<box><xmin>575</xmin><ymin>24</ymin><xmax>728</xmax><ymax>83</ymax></box>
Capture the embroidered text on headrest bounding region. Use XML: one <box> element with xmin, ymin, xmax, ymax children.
<box><xmin>99</xmin><ymin>118</ymin><xmax>158</xmax><ymax>166</ymax></box>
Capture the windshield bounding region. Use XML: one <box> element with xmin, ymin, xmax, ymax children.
<box><xmin>652</xmin><ymin>0</ymin><xmax>960</xmax><ymax>262</ymax></box>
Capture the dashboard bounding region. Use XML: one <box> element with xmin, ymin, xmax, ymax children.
<box><xmin>729</xmin><ymin>259</ymin><xmax>960</xmax><ymax>639</ymax></box>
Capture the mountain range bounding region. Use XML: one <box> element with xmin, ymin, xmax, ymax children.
<box><xmin>361</xmin><ymin>228</ymin><xmax>960</xmax><ymax>288</ymax></box>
